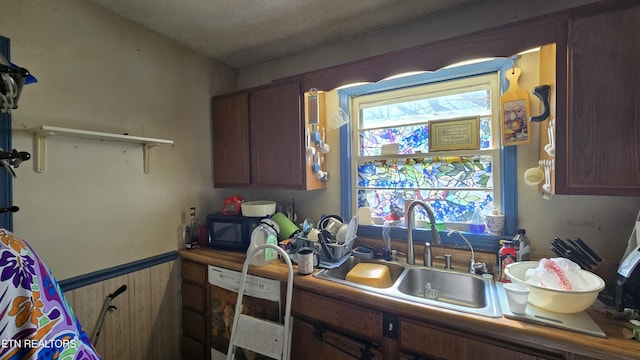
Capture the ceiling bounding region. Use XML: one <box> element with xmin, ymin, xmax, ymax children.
<box><xmin>83</xmin><ymin>0</ymin><xmax>481</xmax><ymax>69</ymax></box>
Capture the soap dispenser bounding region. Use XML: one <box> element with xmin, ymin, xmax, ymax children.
<box><xmin>382</xmin><ymin>221</ymin><xmax>392</xmax><ymax>261</ymax></box>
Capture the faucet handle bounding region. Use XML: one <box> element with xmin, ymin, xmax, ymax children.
<box><xmin>436</xmin><ymin>254</ymin><xmax>452</xmax><ymax>270</ymax></box>
<box><xmin>472</xmin><ymin>261</ymin><xmax>488</xmax><ymax>275</ymax></box>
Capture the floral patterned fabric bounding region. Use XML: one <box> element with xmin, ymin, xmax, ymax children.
<box><xmin>0</xmin><ymin>229</ymin><xmax>100</xmax><ymax>360</ymax></box>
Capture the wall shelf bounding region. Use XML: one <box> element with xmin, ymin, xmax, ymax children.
<box><xmin>29</xmin><ymin>125</ymin><xmax>174</xmax><ymax>173</ymax></box>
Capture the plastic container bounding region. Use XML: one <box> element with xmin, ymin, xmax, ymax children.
<box><xmin>505</xmin><ymin>261</ymin><xmax>605</xmax><ymax>313</ymax></box>
<box><xmin>513</xmin><ymin>228</ymin><xmax>531</xmax><ymax>262</ymax></box>
<box><xmin>241</xmin><ymin>200</ymin><xmax>276</xmax><ymax>217</ymax></box>
<box><xmin>271</xmin><ymin>212</ymin><xmax>299</xmax><ymax>241</ymax></box>
<box><xmin>345</xmin><ymin>263</ymin><xmax>392</xmax><ymax>288</ymax></box>
<box><xmin>248</xmin><ymin>219</ymin><xmax>280</xmax><ymax>266</ymax></box>
<box><xmin>498</xmin><ymin>240</ymin><xmax>517</xmax><ymax>282</ymax></box>
<box><xmin>469</xmin><ymin>206</ymin><xmax>485</xmax><ymax>234</ymax></box>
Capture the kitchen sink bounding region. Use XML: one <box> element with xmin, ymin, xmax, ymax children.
<box><xmin>317</xmin><ymin>256</ymin><xmax>406</xmax><ymax>287</ymax></box>
<box><xmin>314</xmin><ymin>256</ymin><xmax>502</xmax><ymax>318</ymax></box>
<box><xmin>396</xmin><ymin>268</ymin><xmax>489</xmax><ymax>308</ymax></box>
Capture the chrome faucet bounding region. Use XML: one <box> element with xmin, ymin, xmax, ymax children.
<box><xmin>406</xmin><ymin>200</ymin><xmax>442</xmax><ymax>265</ymax></box>
<box><xmin>446</xmin><ymin>228</ymin><xmax>480</xmax><ymax>274</ymax></box>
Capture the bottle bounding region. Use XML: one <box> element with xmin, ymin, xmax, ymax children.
<box><xmin>498</xmin><ymin>240</ymin><xmax>517</xmax><ymax>282</ymax></box>
<box><xmin>186</xmin><ymin>207</ymin><xmax>199</xmax><ymax>249</ymax></box>
<box><xmin>248</xmin><ymin>219</ymin><xmax>280</xmax><ymax>267</ymax></box>
<box><xmin>469</xmin><ymin>206</ymin><xmax>485</xmax><ymax>234</ymax></box>
<box><xmin>495</xmin><ymin>240</ymin><xmax>503</xmax><ymax>280</ymax></box>
<box><xmin>514</xmin><ymin>228</ymin><xmax>530</xmax><ymax>262</ymax></box>
<box><xmin>381</xmin><ymin>221</ymin><xmax>392</xmax><ymax>261</ymax></box>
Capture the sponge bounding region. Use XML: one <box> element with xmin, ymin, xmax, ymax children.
<box><xmin>345</xmin><ymin>263</ymin><xmax>392</xmax><ymax>288</ymax></box>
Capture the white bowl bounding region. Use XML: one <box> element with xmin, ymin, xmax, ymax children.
<box><xmin>504</xmin><ymin>261</ymin><xmax>605</xmax><ymax>314</ymax></box>
<box><xmin>241</xmin><ymin>200</ymin><xmax>276</xmax><ymax>217</ymax></box>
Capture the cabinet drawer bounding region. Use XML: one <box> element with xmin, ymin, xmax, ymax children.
<box><xmin>183</xmin><ymin>308</ymin><xmax>206</xmax><ymax>341</ymax></box>
<box><xmin>292</xmin><ymin>289</ymin><xmax>382</xmax><ymax>341</ymax></box>
<box><xmin>291</xmin><ymin>317</ymin><xmax>382</xmax><ymax>360</ymax></box>
<box><xmin>182</xmin><ymin>335</ymin><xmax>206</xmax><ymax>360</ymax></box>
<box><xmin>182</xmin><ymin>260</ymin><xmax>207</xmax><ymax>284</ymax></box>
<box><xmin>400</xmin><ymin>319</ymin><xmax>560</xmax><ymax>360</ymax></box>
<box><xmin>183</xmin><ymin>282</ymin><xmax>206</xmax><ymax>312</ymax></box>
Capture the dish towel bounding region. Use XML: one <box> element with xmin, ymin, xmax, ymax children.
<box><xmin>0</xmin><ymin>228</ymin><xmax>100</xmax><ymax>360</ymax></box>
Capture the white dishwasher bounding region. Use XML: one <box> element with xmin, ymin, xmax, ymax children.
<box><xmin>208</xmin><ymin>265</ymin><xmax>282</xmax><ymax>360</ymax></box>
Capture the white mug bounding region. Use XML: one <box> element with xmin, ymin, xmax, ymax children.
<box><xmin>323</xmin><ymin>217</ymin><xmax>344</xmax><ymax>236</ymax></box>
<box><xmin>297</xmin><ymin>247</ymin><xmax>318</xmax><ymax>275</ymax></box>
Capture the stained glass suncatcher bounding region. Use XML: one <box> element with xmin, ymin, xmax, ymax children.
<box><xmin>353</xmin><ymin>74</ymin><xmax>500</xmax><ymax>223</ymax></box>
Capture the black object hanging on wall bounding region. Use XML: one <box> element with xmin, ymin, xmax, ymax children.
<box><xmin>530</xmin><ymin>84</ymin><xmax>551</xmax><ymax>122</ymax></box>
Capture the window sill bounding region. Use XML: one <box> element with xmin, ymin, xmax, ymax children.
<box><xmin>357</xmin><ymin>224</ymin><xmax>507</xmax><ymax>253</ymax></box>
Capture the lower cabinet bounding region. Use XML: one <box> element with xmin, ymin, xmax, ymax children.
<box><xmin>289</xmin><ymin>289</ymin><xmax>566</xmax><ymax>360</ymax></box>
<box><xmin>181</xmin><ymin>260</ymin><xmax>210</xmax><ymax>360</ymax></box>
<box><xmin>399</xmin><ymin>318</ymin><xmax>561</xmax><ymax>360</ymax></box>
<box><xmin>291</xmin><ymin>289</ymin><xmax>384</xmax><ymax>359</ymax></box>
<box><xmin>291</xmin><ymin>317</ymin><xmax>383</xmax><ymax>360</ymax></box>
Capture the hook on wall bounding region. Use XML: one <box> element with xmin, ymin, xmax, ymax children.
<box><xmin>530</xmin><ymin>84</ymin><xmax>551</xmax><ymax>122</ymax></box>
<box><xmin>0</xmin><ymin>148</ymin><xmax>31</xmax><ymax>178</ymax></box>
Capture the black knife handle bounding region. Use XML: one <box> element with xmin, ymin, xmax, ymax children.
<box><xmin>567</xmin><ymin>239</ymin><xmax>597</xmax><ymax>266</ymax></box>
<box><xmin>575</xmin><ymin>238</ymin><xmax>603</xmax><ymax>262</ymax></box>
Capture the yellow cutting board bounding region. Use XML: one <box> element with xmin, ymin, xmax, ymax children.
<box><xmin>501</xmin><ymin>67</ymin><xmax>530</xmax><ymax>145</ymax></box>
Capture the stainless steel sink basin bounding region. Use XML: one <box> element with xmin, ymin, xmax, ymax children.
<box><xmin>396</xmin><ymin>268</ymin><xmax>489</xmax><ymax>308</ymax></box>
<box><xmin>314</xmin><ymin>256</ymin><xmax>502</xmax><ymax>318</ymax></box>
<box><xmin>317</xmin><ymin>256</ymin><xmax>406</xmax><ymax>288</ymax></box>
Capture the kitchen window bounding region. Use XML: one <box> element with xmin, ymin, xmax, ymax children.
<box><xmin>338</xmin><ymin>58</ymin><xmax>517</xmax><ymax>250</ymax></box>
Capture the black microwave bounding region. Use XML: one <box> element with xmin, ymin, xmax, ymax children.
<box><xmin>206</xmin><ymin>213</ymin><xmax>263</xmax><ymax>252</ymax></box>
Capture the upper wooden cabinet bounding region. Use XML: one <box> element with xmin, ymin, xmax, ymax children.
<box><xmin>211</xmin><ymin>80</ymin><xmax>326</xmax><ymax>190</ymax></box>
<box><xmin>556</xmin><ymin>4</ymin><xmax>640</xmax><ymax>195</ymax></box>
<box><xmin>211</xmin><ymin>91</ymin><xmax>250</xmax><ymax>187</ymax></box>
<box><xmin>249</xmin><ymin>81</ymin><xmax>304</xmax><ymax>188</ymax></box>
<box><xmin>211</xmin><ymin>1</ymin><xmax>638</xmax><ymax>196</ymax></box>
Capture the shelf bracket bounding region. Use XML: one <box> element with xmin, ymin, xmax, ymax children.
<box><xmin>34</xmin><ymin>129</ymin><xmax>55</xmax><ymax>173</ymax></box>
<box><xmin>143</xmin><ymin>143</ymin><xmax>160</xmax><ymax>174</ymax></box>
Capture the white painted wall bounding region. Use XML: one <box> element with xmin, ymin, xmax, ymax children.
<box><xmin>2</xmin><ymin>0</ymin><xmax>236</xmax><ymax>279</ymax></box>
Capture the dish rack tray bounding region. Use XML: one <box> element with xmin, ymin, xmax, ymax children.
<box><xmin>288</xmin><ymin>216</ymin><xmax>359</xmax><ymax>268</ymax></box>
<box><xmin>299</xmin><ymin>234</ymin><xmax>356</xmax><ymax>262</ymax></box>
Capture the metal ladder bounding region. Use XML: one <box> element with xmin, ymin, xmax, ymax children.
<box><xmin>226</xmin><ymin>244</ymin><xmax>294</xmax><ymax>360</ymax></box>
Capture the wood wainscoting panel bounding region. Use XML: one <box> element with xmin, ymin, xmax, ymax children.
<box><xmin>65</xmin><ymin>260</ymin><xmax>180</xmax><ymax>360</ymax></box>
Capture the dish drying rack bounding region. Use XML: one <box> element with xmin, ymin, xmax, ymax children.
<box><xmin>287</xmin><ymin>217</ymin><xmax>358</xmax><ymax>269</ymax></box>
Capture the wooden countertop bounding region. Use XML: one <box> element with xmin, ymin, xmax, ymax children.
<box><xmin>180</xmin><ymin>248</ymin><xmax>640</xmax><ymax>360</ymax></box>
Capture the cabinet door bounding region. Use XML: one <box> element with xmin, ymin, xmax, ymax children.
<box><xmin>399</xmin><ymin>318</ymin><xmax>560</xmax><ymax>360</ymax></box>
<box><xmin>560</xmin><ymin>5</ymin><xmax>640</xmax><ymax>195</ymax></box>
<box><xmin>291</xmin><ymin>288</ymin><xmax>383</xmax><ymax>341</ymax></box>
<box><xmin>250</xmin><ymin>81</ymin><xmax>304</xmax><ymax>188</ymax></box>
<box><xmin>211</xmin><ymin>91</ymin><xmax>251</xmax><ymax>187</ymax></box>
<box><xmin>291</xmin><ymin>317</ymin><xmax>382</xmax><ymax>360</ymax></box>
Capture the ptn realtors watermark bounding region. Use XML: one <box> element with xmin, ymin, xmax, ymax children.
<box><xmin>1</xmin><ymin>339</ymin><xmax>77</xmax><ymax>349</ymax></box>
